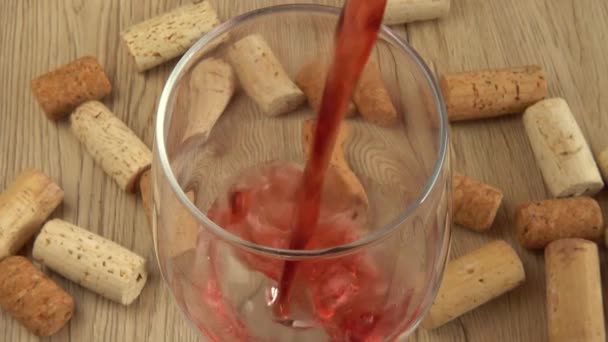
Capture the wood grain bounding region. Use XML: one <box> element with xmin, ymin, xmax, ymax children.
<box><xmin>1</xmin><ymin>0</ymin><xmax>607</xmax><ymax>341</ymax></box>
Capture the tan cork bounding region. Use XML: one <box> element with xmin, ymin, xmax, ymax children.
<box><xmin>296</xmin><ymin>60</ymin><xmax>356</xmax><ymax>117</ymax></box>
<box><xmin>0</xmin><ymin>256</ymin><xmax>74</xmax><ymax>337</ymax></box>
<box><xmin>31</xmin><ymin>56</ymin><xmax>112</xmax><ymax>121</ymax></box>
<box><xmin>382</xmin><ymin>0</ymin><xmax>451</xmax><ymax>25</ymax></box>
<box><xmin>353</xmin><ymin>61</ymin><xmax>399</xmax><ymax>126</ymax></box>
<box><xmin>545</xmin><ymin>239</ymin><xmax>605</xmax><ymax>342</ymax></box>
<box><xmin>120</xmin><ymin>1</ymin><xmax>224</xmax><ymax>72</ymax></box>
<box><xmin>70</xmin><ymin>101</ymin><xmax>152</xmax><ymax>193</ymax></box>
<box><xmin>452</xmin><ymin>173</ymin><xmax>503</xmax><ymax>232</ymax></box>
<box><xmin>0</xmin><ymin>169</ymin><xmax>64</xmax><ymax>260</ymax></box>
<box><xmin>515</xmin><ymin>197</ymin><xmax>603</xmax><ymax>249</ymax></box>
<box><xmin>182</xmin><ymin>57</ymin><xmax>236</xmax><ymax>149</ymax></box>
<box><xmin>524</xmin><ymin>98</ymin><xmax>604</xmax><ymax>197</ymax></box>
<box><xmin>169</xmin><ymin>190</ymin><xmax>198</xmax><ymax>258</ymax></box>
<box><xmin>33</xmin><ymin>219</ymin><xmax>148</xmax><ymax>306</ymax></box>
<box><xmin>302</xmin><ymin>118</ymin><xmax>369</xmax><ymax>221</ymax></box>
<box><xmin>227</xmin><ymin>34</ymin><xmax>305</xmax><ymax>116</ymax></box>
<box><xmin>423</xmin><ymin>240</ymin><xmax>525</xmax><ymax>330</ymax></box>
<box><xmin>441</xmin><ymin>65</ymin><xmax>547</xmax><ymax>121</ymax></box>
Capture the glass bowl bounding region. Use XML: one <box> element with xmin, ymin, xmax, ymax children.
<box><xmin>152</xmin><ymin>4</ymin><xmax>451</xmax><ymax>341</ymax></box>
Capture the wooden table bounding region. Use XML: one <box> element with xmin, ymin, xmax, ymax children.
<box><xmin>1</xmin><ymin>0</ymin><xmax>607</xmax><ymax>341</ymax></box>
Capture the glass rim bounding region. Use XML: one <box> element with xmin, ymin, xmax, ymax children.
<box><xmin>155</xmin><ymin>4</ymin><xmax>449</xmax><ymax>259</ymax></box>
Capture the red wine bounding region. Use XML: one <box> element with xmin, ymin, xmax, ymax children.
<box><xmin>205</xmin><ymin>161</ymin><xmax>407</xmax><ymax>341</ymax></box>
<box><xmin>275</xmin><ymin>0</ymin><xmax>388</xmax><ymax>317</ymax></box>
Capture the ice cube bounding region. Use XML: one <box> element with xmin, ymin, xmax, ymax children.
<box><xmin>310</xmin><ymin>262</ymin><xmax>359</xmax><ymax>319</ymax></box>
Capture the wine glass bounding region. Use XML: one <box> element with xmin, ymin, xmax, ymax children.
<box><xmin>151</xmin><ymin>4</ymin><xmax>451</xmax><ymax>341</ymax></box>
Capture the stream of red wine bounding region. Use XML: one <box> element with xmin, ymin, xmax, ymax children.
<box><xmin>275</xmin><ymin>0</ymin><xmax>388</xmax><ymax>318</ymax></box>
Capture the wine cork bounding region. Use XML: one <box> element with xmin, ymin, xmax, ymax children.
<box><xmin>295</xmin><ymin>60</ymin><xmax>356</xmax><ymax>117</ymax></box>
<box><xmin>31</xmin><ymin>56</ymin><xmax>112</xmax><ymax>120</ymax></box>
<box><xmin>302</xmin><ymin>119</ymin><xmax>369</xmax><ymax>219</ymax></box>
<box><xmin>227</xmin><ymin>34</ymin><xmax>305</xmax><ymax>116</ymax></box>
<box><xmin>441</xmin><ymin>65</ymin><xmax>547</xmax><ymax>122</ymax></box>
<box><xmin>182</xmin><ymin>57</ymin><xmax>236</xmax><ymax>148</ymax></box>
<box><xmin>515</xmin><ymin>197</ymin><xmax>603</xmax><ymax>249</ymax></box>
<box><xmin>70</xmin><ymin>101</ymin><xmax>152</xmax><ymax>192</ymax></box>
<box><xmin>140</xmin><ymin>167</ymin><xmax>199</xmax><ymax>256</ymax></box>
<box><xmin>0</xmin><ymin>256</ymin><xmax>74</xmax><ymax>337</ymax></box>
<box><xmin>169</xmin><ymin>190</ymin><xmax>199</xmax><ymax>258</ymax></box>
<box><xmin>121</xmin><ymin>1</ymin><xmax>224</xmax><ymax>72</ymax></box>
<box><xmin>523</xmin><ymin>98</ymin><xmax>604</xmax><ymax>197</ymax></box>
<box><xmin>545</xmin><ymin>239</ymin><xmax>605</xmax><ymax>342</ymax></box>
<box><xmin>33</xmin><ymin>219</ymin><xmax>148</xmax><ymax>305</ymax></box>
<box><xmin>383</xmin><ymin>0</ymin><xmax>451</xmax><ymax>25</ymax></box>
<box><xmin>422</xmin><ymin>240</ymin><xmax>525</xmax><ymax>330</ymax></box>
<box><xmin>452</xmin><ymin>173</ymin><xmax>503</xmax><ymax>232</ymax></box>
<box><xmin>353</xmin><ymin>62</ymin><xmax>399</xmax><ymax>126</ymax></box>
<box><xmin>0</xmin><ymin>169</ymin><xmax>64</xmax><ymax>260</ymax></box>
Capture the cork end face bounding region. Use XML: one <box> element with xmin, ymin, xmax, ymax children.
<box><xmin>496</xmin><ymin>240</ymin><xmax>526</xmax><ymax>282</ymax></box>
<box><xmin>553</xmin><ymin>180</ymin><xmax>605</xmax><ymax>198</ymax></box>
<box><xmin>477</xmin><ymin>191</ymin><xmax>504</xmax><ymax>231</ymax></box>
<box><xmin>523</xmin><ymin>98</ymin><xmax>568</xmax><ymax>128</ymax></box>
<box><xmin>30</xmin><ymin>79</ymin><xmax>68</xmax><ymax>121</ymax></box>
<box><xmin>452</xmin><ymin>173</ymin><xmax>503</xmax><ymax>232</ymax></box>
<box><xmin>134</xmin><ymin>60</ymin><xmax>151</xmax><ymax>73</ymax></box>
<box><xmin>353</xmin><ymin>62</ymin><xmax>399</xmax><ymax>126</ymax></box>
<box><xmin>534</xmin><ymin>97</ymin><xmax>567</xmax><ymax>111</ymax></box>
<box><xmin>421</xmin><ymin>316</ymin><xmax>440</xmax><ymax>331</ymax></box>
<box><xmin>37</xmin><ymin>296</ymin><xmax>75</xmax><ymax>337</ymax></box>
<box><xmin>118</xmin><ymin>32</ymin><xmax>143</xmax><ymax>72</ymax></box>
<box><xmin>127</xmin><ymin>164</ymin><xmax>152</xmax><ymax>193</ymax></box>
<box><xmin>438</xmin><ymin>75</ymin><xmax>453</xmax><ymax>118</ymax></box>
<box><xmin>514</xmin><ymin>204</ymin><xmax>528</xmax><ymax>247</ymax></box>
<box><xmin>121</xmin><ymin>264</ymin><xmax>148</xmax><ymax>306</ymax></box>
<box><xmin>139</xmin><ymin>169</ymin><xmax>152</xmax><ymax>197</ymax></box>
<box><xmin>70</xmin><ymin>100</ymin><xmax>105</xmax><ymax>129</ymax></box>
<box><xmin>514</xmin><ymin>202</ymin><xmax>542</xmax><ymax>249</ymax></box>
<box><xmin>295</xmin><ymin>61</ymin><xmax>325</xmax><ymax>87</ymax></box>
<box><xmin>296</xmin><ymin>61</ymin><xmax>326</xmax><ymax>109</ymax></box>
<box><xmin>265</xmin><ymin>92</ymin><xmax>306</xmax><ymax>117</ymax></box>
<box><xmin>546</xmin><ymin>237</ymin><xmax>590</xmax><ymax>249</ymax></box>
<box><xmin>344</xmin><ymin>102</ymin><xmax>357</xmax><ymax>117</ymax></box>
<box><xmin>323</xmin><ymin>165</ymin><xmax>369</xmax><ymax>226</ymax></box>
<box><xmin>360</xmin><ymin>103</ymin><xmax>399</xmax><ymax>127</ymax></box>
<box><xmin>545</xmin><ymin>238</ymin><xmax>597</xmax><ymax>261</ymax></box>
